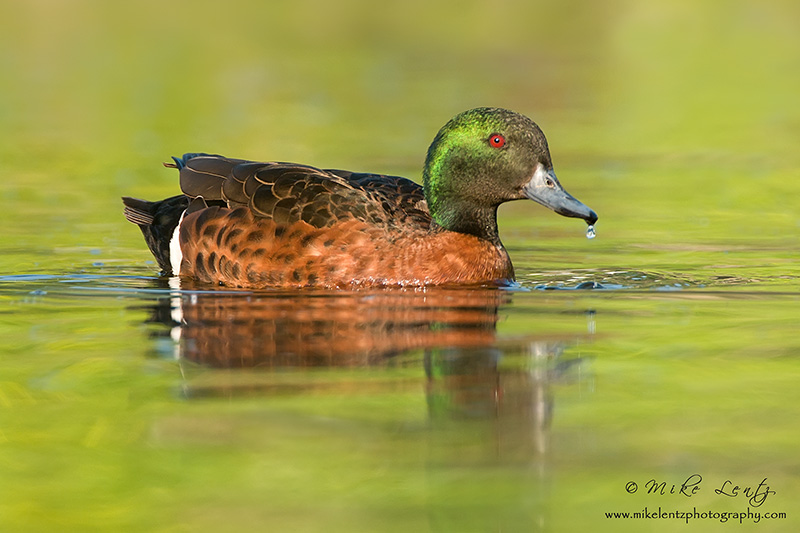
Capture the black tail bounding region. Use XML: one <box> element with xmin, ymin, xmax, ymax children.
<box><xmin>122</xmin><ymin>195</ymin><xmax>189</xmax><ymax>275</ymax></box>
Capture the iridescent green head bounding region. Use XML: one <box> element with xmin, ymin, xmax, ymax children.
<box><xmin>422</xmin><ymin>107</ymin><xmax>596</xmax><ymax>242</ymax></box>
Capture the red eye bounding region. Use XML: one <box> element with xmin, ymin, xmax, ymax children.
<box><xmin>489</xmin><ymin>134</ymin><xmax>505</xmax><ymax>148</ymax></box>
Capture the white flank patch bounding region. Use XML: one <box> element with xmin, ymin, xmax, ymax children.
<box><xmin>169</xmin><ymin>210</ymin><xmax>186</xmax><ymax>276</ymax></box>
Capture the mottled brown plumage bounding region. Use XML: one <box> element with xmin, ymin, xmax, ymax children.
<box><xmin>179</xmin><ymin>205</ymin><xmax>512</xmax><ymax>287</ymax></box>
<box><xmin>123</xmin><ymin>108</ymin><xmax>597</xmax><ymax>288</ymax></box>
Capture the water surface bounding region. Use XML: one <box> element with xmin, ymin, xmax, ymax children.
<box><xmin>2</xmin><ymin>265</ymin><xmax>798</xmax><ymax>531</ymax></box>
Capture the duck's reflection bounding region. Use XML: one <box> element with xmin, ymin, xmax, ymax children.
<box><xmin>143</xmin><ymin>285</ymin><xmax>593</xmax><ymax>531</ymax></box>
<box><xmin>152</xmin><ymin>287</ymin><xmax>506</xmax><ymax>368</ymax></box>
<box><xmin>144</xmin><ymin>285</ymin><xmax>593</xmax><ymax>458</ymax></box>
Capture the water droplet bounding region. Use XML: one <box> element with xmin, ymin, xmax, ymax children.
<box><xmin>586</xmin><ymin>225</ymin><xmax>596</xmax><ymax>239</ymax></box>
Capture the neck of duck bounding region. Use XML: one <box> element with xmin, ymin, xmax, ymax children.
<box><xmin>428</xmin><ymin>198</ymin><xmax>502</xmax><ymax>245</ymax></box>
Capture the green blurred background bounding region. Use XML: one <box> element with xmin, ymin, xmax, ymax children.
<box><xmin>2</xmin><ymin>0</ymin><xmax>798</xmax><ymax>256</ymax></box>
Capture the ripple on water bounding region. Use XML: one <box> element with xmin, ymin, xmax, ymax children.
<box><xmin>521</xmin><ymin>269</ymin><xmax>766</xmax><ymax>291</ymax></box>
<box><xmin>0</xmin><ymin>267</ymin><xmax>790</xmax><ymax>297</ymax></box>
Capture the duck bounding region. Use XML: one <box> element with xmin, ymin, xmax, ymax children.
<box><xmin>122</xmin><ymin>107</ymin><xmax>597</xmax><ymax>288</ymax></box>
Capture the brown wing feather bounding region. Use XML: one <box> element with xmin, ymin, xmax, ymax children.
<box><xmin>178</xmin><ymin>155</ymin><xmax>246</xmax><ymax>199</ymax></box>
<box><xmin>176</xmin><ymin>154</ymin><xmax>432</xmax><ymax>231</ymax></box>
